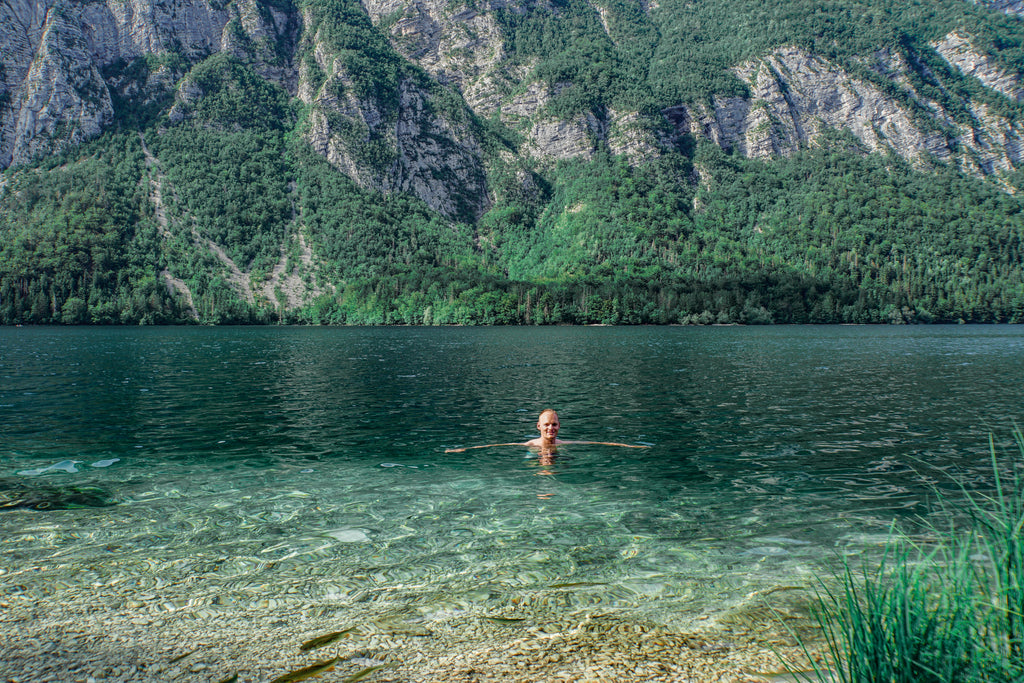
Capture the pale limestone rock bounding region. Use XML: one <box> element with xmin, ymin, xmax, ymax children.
<box><xmin>8</xmin><ymin>0</ymin><xmax>114</xmax><ymax>167</ymax></box>
<box><xmin>3</xmin><ymin>0</ymin><xmax>1024</xmax><ymax>194</ymax></box>
<box><xmin>361</xmin><ymin>0</ymin><xmax>515</xmax><ymax>117</ymax></box>
<box><xmin>607</xmin><ymin>109</ymin><xmax>659</xmax><ymax>160</ymax></box>
<box><xmin>501</xmin><ymin>81</ymin><xmax>551</xmax><ymax>124</ymax></box>
<box><xmin>861</xmin><ymin>42</ymin><xmax>1024</xmax><ymax>177</ymax></box>
<box><xmin>738</xmin><ymin>47</ymin><xmax>950</xmax><ymax>160</ymax></box>
<box><xmin>392</xmin><ymin>80</ymin><xmax>489</xmax><ymax>217</ymax></box>
<box><xmin>934</xmin><ymin>32</ymin><xmax>1024</xmax><ymax>102</ymax></box>
<box><xmin>0</xmin><ymin>0</ymin><xmax>50</xmax><ymax>167</ymax></box>
<box><xmin>526</xmin><ymin>117</ymin><xmax>598</xmax><ymax>160</ymax></box>
<box><xmin>300</xmin><ymin>0</ymin><xmax>494</xmax><ymax>215</ymax></box>
<box><xmin>660</xmin><ymin>43</ymin><xmax>1024</xmax><ymax>179</ymax></box>
<box><xmin>223</xmin><ymin>0</ymin><xmax>299</xmax><ymax>91</ymax></box>
<box><xmin>959</xmin><ymin>100</ymin><xmax>1024</xmax><ymax>175</ymax></box>
<box><xmin>494</xmin><ymin>78</ymin><xmax>658</xmax><ymax>162</ymax></box>
<box><xmin>258</xmin><ymin>232</ymin><xmax>324</xmax><ymax>311</ymax></box>
<box><xmin>1</xmin><ymin>0</ymin><xmax>294</xmax><ymax>168</ymax></box>
<box><xmin>593</xmin><ymin>2</ymin><xmax>613</xmax><ymax>39</ymax></box>
<box><xmin>296</xmin><ymin>30</ymin><xmax>332</xmax><ymax>105</ymax></box>
<box><xmin>462</xmin><ymin>71</ymin><xmax>506</xmax><ymax>116</ymax></box>
<box><xmin>861</xmin><ymin>48</ymin><xmax>935</xmax><ymax>115</ymax></box>
<box><xmin>308</xmin><ymin>69</ymin><xmax>490</xmax><ymax>217</ymax></box>
<box><xmin>504</xmin><ymin>81</ymin><xmax>651</xmax><ymax>162</ymax></box>
<box><xmin>977</xmin><ymin>0</ymin><xmax>1024</xmax><ymax>17</ymax></box>
<box><xmin>663</xmin><ymin>46</ymin><xmax>953</xmax><ymax>166</ymax></box>
<box><xmin>167</xmin><ymin>79</ymin><xmax>206</xmax><ymax>123</ymax></box>
<box><xmin>85</xmin><ymin>0</ymin><xmax>227</xmax><ymax>62</ymax></box>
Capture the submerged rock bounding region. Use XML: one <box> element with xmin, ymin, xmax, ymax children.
<box><xmin>0</xmin><ymin>479</ymin><xmax>118</xmax><ymax>510</ymax></box>
<box><xmin>325</xmin><ymin>528</ymin><xmax>371</xmax><ymax>543</ymax></box>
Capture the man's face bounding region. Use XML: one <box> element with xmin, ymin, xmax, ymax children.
<box><xmin>537</xmin><ymin>412</ymin><xmax>560</xmax><ymax>440</ymax></box>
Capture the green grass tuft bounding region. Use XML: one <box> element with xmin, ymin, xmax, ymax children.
<box><xmin>783</xmin><ymin>427</ymin><xmax>1024</xmax><ymax>683</ymax></box>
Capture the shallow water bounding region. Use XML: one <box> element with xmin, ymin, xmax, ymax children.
<box><xmin>2</xmin><ymin>325</ymin><xmax>1023</xmax><ymax>627</ymax></box>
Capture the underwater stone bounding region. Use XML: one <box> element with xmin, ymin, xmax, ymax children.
<box><xmin>0</xmin><ymin>479</ymin><xmax>118</xmax><ymax>511</ymax></box>
<box><xmin>325</xmin><ymin>529</ymin><xmax>370</xmax><ymax>543</ymax></box>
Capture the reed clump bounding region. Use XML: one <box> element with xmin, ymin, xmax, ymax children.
<box><xmin>792</xmin><ymin>428</ymin><xmax>1024</xmax><ymax>683</ymax></box>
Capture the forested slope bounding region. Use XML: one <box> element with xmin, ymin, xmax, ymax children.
<box><xmin>1</xmin><ymin>0</ymin><xmax>1024</xmax><ymax>324</ymax></box>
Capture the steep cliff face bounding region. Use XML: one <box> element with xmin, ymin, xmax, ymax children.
<box><xmin>977</xmin><ymin>0</ymin><xmax>1024</xmax><ymax>17</ymax></box>
<box><xmin>298</xmin><ymin>3</ymin><xmax>491</xmax><ymax>218</ymax></box>
<box><xmin>0</xmin><ymin>0</ymin><xmax>662</xmax><ymax>179</ymax></box>
<box><xmin>663</xmin><ymin>47</ymin><xmax>950</xmax><ymax>163</ymax></box>
<box><xmin>305</xmin><ymin>75</ymin><xmax>491</xmax><ymax>218</ymax></box>
<box><xmin>349</xmin><ymin>0</ymin><xmax>1024</xmax><ymax>175</ymax></box>
<box><xmin>493</xmin><ymin>80</ymin><xmax>658</xmax><ymax>162</ymax></box>
<box><xmin>2</xmin><ymin>0</ymin><xmax>1024</xmax><ymax>208</ymax></box>
<box><xmin>934</xmin><ymin>32</ymin><xmax>1023</xmax><ymax>102</ymax></box>
<box><xmin>356</xmin><ymin>0</ymin><xmax>662</xmax><ymax>187</ymax></box>
<box><xmin>1</xmin><ymin>0</ymin><xmax>114</xmax><ymax>168</ymax></box>
<box><xmin>0</xmin><ymin>0</ymin><xmax>296</xmax><ymax>167</ymax></box>
<box><xmin>660</xmin><ymin>44</ymin><xmax>1023</xmax><ymax>179</ymax></box>
<box><xmin>360</xmin><ymin>0</ymin><xmax>514</xmax><ymax>114</ymax></box>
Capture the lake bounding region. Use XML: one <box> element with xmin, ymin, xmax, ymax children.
<box><xmin>2</xmin><ymin>325</ymin><xmax>1023</xmax><ymax>678</ymax></box>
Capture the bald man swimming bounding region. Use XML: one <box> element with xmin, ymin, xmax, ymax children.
<box><xmin>444</xmin><ymin>409</ymin><xmax>649</xmax><ymax>453</ymax></box>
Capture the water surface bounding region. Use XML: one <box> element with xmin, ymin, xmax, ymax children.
<box><xmin>2</xmin><ymin>325</ymin><xmax>1023</xmax><ymax>626</ymax></box>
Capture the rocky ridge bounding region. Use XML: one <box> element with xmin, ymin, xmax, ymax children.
<box><xmin>979</xmin><ymin>0</ymin><xmax>1024</xmax><ymax>17</ymax></box>
<box><xmin>361</xmin><ymin>0</ymin><xmax>515</xmax><ymax>114</ymax></box>
<box><xmin>302</xmin><ymin>64</ymin><xmax>491</xmax><ymax>219</ymax></box>
<box><xmin>935</xmin><ymin>31</ymin><xmax>1024</xmax><ymax>102</ymax></box>
<box><xmin>3</xmin><ymin>0</ymin><xmax>1024</xmax><ymax>218</ymax></box>
<box><xmin>660</xmin><ymin>41</ymin><xmax>1024</xmax><ymax>177</ymax></box>
<box><xmin>0</xmin><ymin>0</ymin><xmax>297</xmax><ymax>168</ymax></box>
<box><xmin>663</xmin><ymin>47</ymin><xmax>950</xmax><ymax>163</ymax></box>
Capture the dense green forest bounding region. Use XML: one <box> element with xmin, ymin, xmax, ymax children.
<box><xmin>2</xmin><ymin>0</ymin><xmax>1024</xmax><ymax>324</ymax></box>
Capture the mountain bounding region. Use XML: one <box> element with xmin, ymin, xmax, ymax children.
<box><xmin>2</xmin><ymin>0</ymin><xmax>1024</xmax><ymax>324</ymax></box>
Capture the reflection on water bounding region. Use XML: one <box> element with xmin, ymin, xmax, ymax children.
<box><xmin>2</xmin><ymin>325</ymin><xmax>1024</xmax><ymax>627</ymax></box>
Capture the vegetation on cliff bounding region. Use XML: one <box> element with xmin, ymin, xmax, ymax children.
<box><xmin>2</xmin><ymin>0</ymin><xmax>1024</xmax><ymax>324</ymax></box>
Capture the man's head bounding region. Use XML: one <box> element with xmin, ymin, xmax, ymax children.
<box><xmin>537</xmin><ymin>409</ymin><xmax>560</xmax><ymax>442</ymax></box>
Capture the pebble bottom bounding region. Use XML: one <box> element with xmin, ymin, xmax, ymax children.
<box><xmin>0</xmin><ymin>584</ymin><xmax>823</xmax><ymax>683</ymax></box>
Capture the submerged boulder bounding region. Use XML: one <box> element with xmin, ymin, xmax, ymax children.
<box><xmin>0</xmin><ymin>480</ymin><xmax>118</xmax><ymax>511</ymax></box>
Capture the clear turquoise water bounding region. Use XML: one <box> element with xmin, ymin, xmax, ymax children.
<box><xmin>2</xmin><ymin>326</ymin><xmax>1023</xmax><ymax>626</ymax></box>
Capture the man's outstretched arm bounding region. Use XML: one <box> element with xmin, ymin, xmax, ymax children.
<box><xmin>559</xmin><ymin>441</ymin><xmax>650</xmax><ymax>448</ymax></box>
<box><xmin>444</xmin><ymin>443</ymin><xmax>527</xmax><ymax>453</ymax></box>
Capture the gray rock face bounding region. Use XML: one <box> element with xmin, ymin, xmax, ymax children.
<box><xmin>931</xmin><ymin>33</ymin><xmax>1024</xmax><ymax>174</ymax></box>
<box><xmin>662</xmin><ymin>45</ymin><xmax>1024</xmax><ymax>178</ymax></box>
<box><xmin>360</xmin><ymin>0</ymin><xmax>518</xmax><ymax>113</ymax></box>
<box><xmin>934</xmin><ymin>32</ymin><xmax>1023</xmax><ymax>102</ymax></box>
<box><xmin>665</xmin><ymin>47</ymin><xmax>949</xmax><ymax>162</ymax></box>
<box><xmin>357</xmin><ymin>0</ymin><xmax>667</xmax><ymax>166</ymax></box>
<box><xmin>303</xmin><ymin>37</ymin><xmax>490</xmax><ymax>218</ymax></box>
<box><xmin>3</xmin><ymin>0</ymin><xmax>114</xmax><ymax>167</ymax></box>
<box><xmin>2</xmin><ymin>0</ymin><xmax>1024</xmax><ymax>205</ymax></box>
<box><xmin>390</xmin><ymin>80</ymin><xmax>490</xmax><ymax>218</ymax></box>
<box><xmin>0</xmin><ymin>0</ymin><xmax>294</xmax><ymax>167</ymax></box>
<box><xmin>495</xmin><ymin>81</ymin><xmax>658</xmax><ymax>163</ymax></box>
<box><xmin>976</xmin><ymin>0</ymin><xmax>1024</xmax><ymax>16</ymax></box>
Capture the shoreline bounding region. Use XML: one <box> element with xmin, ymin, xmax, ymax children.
<box><xmin>0</xmin><ymin>582</ymin><xmax>823</xmax><ymax>683</ymax></box>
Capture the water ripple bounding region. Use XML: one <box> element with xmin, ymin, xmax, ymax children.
<box><xmin>2</xmin><ymin>326</ymin><xmax>1023</xmax><ymax>626</ymax></box>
